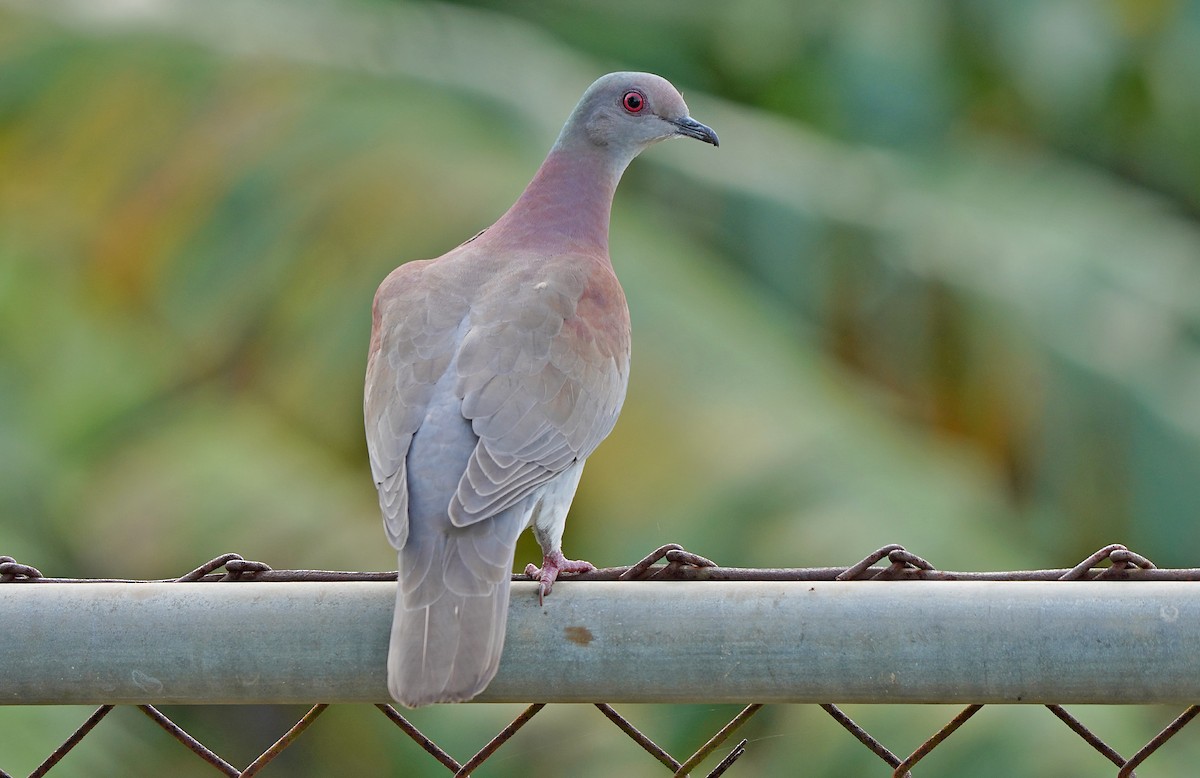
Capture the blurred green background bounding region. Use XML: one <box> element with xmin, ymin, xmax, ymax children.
<box><xmin>3</xmin><ymin>0</ymin><xmax>1200</xmax><ymax>774</ymax></box>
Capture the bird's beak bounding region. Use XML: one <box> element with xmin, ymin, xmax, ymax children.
<box><xmin>672</xmin><ymin>116</ymin><xmax>719</xmax><ymax>147</ymax></box>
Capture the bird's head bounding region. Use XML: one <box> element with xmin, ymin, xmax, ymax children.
<box><xmin>558</xmin><ymin>72</ymin><xmax>719</xmax><ymax>157</ymax></box>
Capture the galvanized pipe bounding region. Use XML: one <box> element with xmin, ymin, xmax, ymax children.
<box><xmin>2</xmin><ymin>581</ymin><xmax>1197</xmax><ymax>705</ymax></box>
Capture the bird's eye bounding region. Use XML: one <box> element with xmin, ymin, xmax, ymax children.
<box><xmin>621</xmin><ymin>90</ymin><xmax>645</xmax><ymax>113</ymax></box>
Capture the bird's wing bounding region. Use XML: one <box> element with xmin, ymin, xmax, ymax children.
<box><xmin>364</xmin><ymin>259</ymin><xmax>471</xmax><ymax>550</ymax></box>
<box><xmin>365</xmin><ymin>250</ymin><xmax>630</xmax><ymax>542</ymax></box>
<box><xmin>450</xmin><ymin>253</ymin><xmax>631</xmax><ymax>527</ymax></box>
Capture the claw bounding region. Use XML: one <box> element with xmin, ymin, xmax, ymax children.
<box><xmin>525</xmin><ymin>550</ymin><xmax>595</xmax><ymax>606</ymax></box>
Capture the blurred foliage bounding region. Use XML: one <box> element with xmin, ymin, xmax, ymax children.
<box><xmin>3</xmin><ymin>0</ymin><xmax>1200</xmax><ymax>775</ymax></box>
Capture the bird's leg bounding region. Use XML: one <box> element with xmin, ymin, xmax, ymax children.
<box><xmin>524</xmin><ymin>549</ymin><xmax>595</xmax><ymax>605</ymax></box>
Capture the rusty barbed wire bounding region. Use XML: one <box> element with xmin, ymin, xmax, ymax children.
<box><xmin>672</xmin><ymin>704</ymin><xmax>761</xmax><ymax>777</ymax></box>
<box><xmin>892</xmin><ymin>704</ymin><xmax>984</xmax><ymax>776</ymax></box>
<box><xmin>241</xmin><ymin>704</ymin><xmax>329</xmax><ymax>777</ymax></box>
<box><xmin>5</xmin><ymin>543</ymin><xmax>1198</xmax><ymax>585</ymax></box>
<box><xmin>3</xmin><ymin>542</ymin><xmax>1200</xmax><ymax>776</ymax></box>
<box><xmin>1046</xmin><ymin>705</ymin><xmax>1130</xmax><ymax>769</ymax></box>
<box><xmin>819</xmin><ymin>703</ymin><xmax>908</xmax><ymax>774</ymax></box>
<box><xmin>375</xmin><ymin>704</ymin><xmax>464</xmax><ymax>772</ymax></box>
<box><xmin>138</xmin><ymin>704</ymin><xmax>241</xmax><ymax>775</ymax></box>
<box><xmin>27</xmin><ymin>706</ymin><xmax>115</xmax><ymax>778</ymax></box>
<box><xmin>0</xmin><ymin>556</ymin><xmax>42</xmax><ymax>582</ymax></box>
<box><xmin>594</xmin><ymin>702</ymin><xmax>685</xmax><ymax>771</ymax></box>
<box><xmin>1119</xmin><ymin>706</ymin><xmax>1200</xmax><ymax>777</ymax></box>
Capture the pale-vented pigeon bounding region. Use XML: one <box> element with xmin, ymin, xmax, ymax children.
<box><xmin>364</xmin><ymin>72</ymin><xmax>718</xmax><ymax>707</ymax></box>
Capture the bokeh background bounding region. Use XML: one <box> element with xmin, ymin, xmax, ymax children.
<box><xmin>3</xmin><ymin>0</ymin><xmax>1200</xmax><ymax>774</ymax></box>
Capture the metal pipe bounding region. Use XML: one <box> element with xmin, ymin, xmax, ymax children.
<box><xmin>2</xmin><ymin>581</ymin><xmax>1197</xmax><ymax>705</ymax></box>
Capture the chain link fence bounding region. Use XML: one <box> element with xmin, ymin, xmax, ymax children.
<box><xmin>3</xmin><ymin>543</ymin><xmax>1198</xmax><ymax>776</ymax></box>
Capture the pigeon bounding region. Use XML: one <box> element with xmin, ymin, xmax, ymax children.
<box><xmin>365</xmin><ymin>71</ymin><xmax>717</xmax><ymax>707</ymax></box>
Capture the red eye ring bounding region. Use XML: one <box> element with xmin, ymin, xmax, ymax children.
<box><xmin>622</xmin><ymin>90</ymin><xmax>645</xmax><ymax>113</ymax></box>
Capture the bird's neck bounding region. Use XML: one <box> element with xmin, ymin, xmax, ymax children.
<box><xmin>489</xmin><ymin>144</ymin><xmax>629</xmax><ymax>257</ymax></box>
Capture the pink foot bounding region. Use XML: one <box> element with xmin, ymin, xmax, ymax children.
<box><xmin>524</xmin><ymin>550</ymin><xmax>595</xmax><ymax>605</ymax></box>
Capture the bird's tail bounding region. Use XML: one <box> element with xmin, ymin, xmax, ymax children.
<box><xmin>388</xmin><ymin>510</ymin><xmax>525</xmax><ymax>707</ymax></box>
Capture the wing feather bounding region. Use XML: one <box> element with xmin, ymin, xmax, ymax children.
<box><xmin>449</xmin><ymin>254</ymin><xmax>630</xmax><ymax>527</ymax></box>
<box><xmin>367</xmin><ymin>249</ymin><xmax>629</xmax><ymax>542</ymax></box>
<box><xmin>365</xmin><ymin>261</ymin><xmax>472</xmax><ymax>550</ymax></box>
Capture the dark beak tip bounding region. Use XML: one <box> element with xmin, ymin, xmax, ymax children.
<box><xmin>675</xmin><ymin>117</ymin><xmax>719</xmax><ymax>148</ymax></box>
